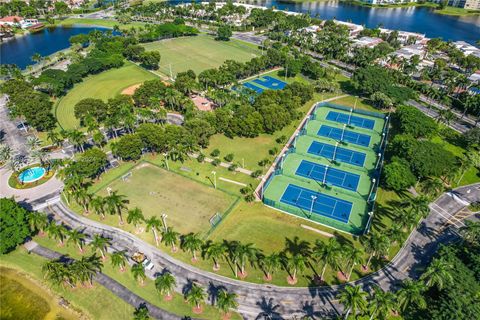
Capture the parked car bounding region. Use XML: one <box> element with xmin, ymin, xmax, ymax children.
<box><xmin>132</xmin><ymin>252</ymin><xmax>154</xmax><ymax>270</ymax></box>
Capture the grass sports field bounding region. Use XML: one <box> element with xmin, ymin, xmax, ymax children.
<box><xmin>141</xmin><ymin>35</ymin><xmax>260</xmax><ymax>77</ymax></box>
<box><xmin>263</xmin><ymin>103</ymin><xmax>387</xmax><ymax>234</ymax></box>
<box><xmin>97</xmin><ymin>162</ymin><xmax>237</xmax><ymax>235</ymax></box>
<box><xmin>55</xmin><ymin>63</ymin><xmax>157</xmax><ymax>130</ymax></box>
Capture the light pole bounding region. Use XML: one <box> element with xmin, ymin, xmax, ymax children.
<box><xmin>368</xmin><ymin>178</ymin><xmax>376</xmax><ymax>202</ymax></box>
<box><xmin>161</xmin><ymin>213</ymin><xmax>168</xmax><ymax>231</ymax></box>
<box><xmin>309</xmin><ymin>195</ymin><xmax>317</xmax><ymax>218</ymax></box>
<box><xmin>261</xmin><ymin>177</ymin><xmax>265</xmax><ymax>200</ymax></box>
<box><xmin>293</xmin><ymin>133</ymin><xmax>299</xmax><ymax>148</ymax></box>
<box><xmin>280</xmin><ymin>154</ymin><xmax>285</xmax><ymax>170</ymax></box>
<box><xmin>211</xmin><ymin>171</ymin><xmax>216</xmax><ymax>189</ymax></box>
<box><xmin>375</xmin><ymin>152</ymin><xmax>382</xmax><ymax>170</ymax></box>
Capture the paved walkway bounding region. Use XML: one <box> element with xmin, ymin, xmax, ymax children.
<box><xmin>26</xmin><ymin>241</ymin><xmax>189</xmax><ymax>320</ymax></box>
<box><xmin>0</xmin><ymin>94</ymin><xmax>29</xmax><ymax>156</ymax></box>
<box><xmin>36</xmin><ymin>183</ymin><xmax>479</xmax><ymax>319</ymax></box>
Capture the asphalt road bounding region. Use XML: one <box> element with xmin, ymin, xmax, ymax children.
<box><xmin>35</xmin><ymin>183</ymin><xmax>480</xmax><ymax>320</ymax></box>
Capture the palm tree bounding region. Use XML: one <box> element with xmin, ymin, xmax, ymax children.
<box><xmin>0</xmin><ymin>144</ymin><xmax>12</xmax><ymax>163</ymax></box>
<box><xmin>162</xmin><ymin>227</ymin><xmax>180</xmax><ymax>252</ymax></box>
<box><xmin>460</xmin><ymin>220</ymin><xmax>480</xmax><ymax>246</ymax></box>
<box><xmin>28</xmin><ymin>212</ymin><xmax>49</xmax><ymax>236</ymax></box>
<box><xmin>217</xmin><ymin>289</ymin><xmax>238</xmax><ymax>319</ymax></box>
<box><xmin>181</xmin><ymin>233</ymin><xmax>203</xmax><ymax>262</ymax></box>
<box><xmin>145</xmin><ymin>216</ymin><xmax>162</xmax><ymax>246</ymax></box>
<box><xmin>110</xmin><ymin>250</ymin><xmax>128</xmax><ymax>272</ymax></box>
<box><xmin>67</xmin><ymin>229</ymin><xmax>86</xmax><ymax>253</ymax></box>
<box><xmin>457</xmin><ymin>151</ymin><xmax>480</xmax><ymax>184</ymax></box>
<box><xmin>104</xmin><ymin>191</ymin><xmax>129</xmax><ymax>225</ymax></box>
<box><xmin>67</xmin><ymin>129</ymin><xmax>86</xmax><ymax>153</ymax></box>
<box><xmin>26</xmin><ymin>136</ymin><xmax>42</xmax><ymax>152</ymax></box>
<box><xmin>47</xmin><ymin>222</ymin><xmax>68</xmax><ymax>246</ymax></box>
<box><xmin>387</xmin><ymin>224</ymin><xmax>405</xmax><ymax>245</ymax></box>
<box><xmin>259</xmin><ymin>253</ymin><xmax>281</xmax><ymax>281</ymax></box>
<box><xmin>337</xmin><ymin>285</ymin><xmax>368</xmax><ymax>320</ymax></box>
<box><xmin>90</xmin><ymin>235</ymin><xmax>111</xmax><ymax>260</ymax></box>
<box><xmin>397</xmin><ymin>279</ymin><xmax>427</xmax><ymax>311</ymax></box>
<box><xmin>42</xmin><ymin>260</ymin><xmax>75</xmax><ymax>288</ymax></box>
<box><xmin>313</xmin><ymin>238</ymin><xmax>341</xmax><ymax>281</ymax></box>
<box><xmin>421</xmin><ymin>177</ymin><xmax>444</xmax><ymax>197</ymax></box>
<box><xmin>127</xmin><ymin>207</ymin><xmax>145</xmax><ymax>232</ymax></box>
<box><xmin>363</xmin><ymin>233</ymin><xmax>390</xmax><ymax>270</ymax></box>
<box><xmin>185</xmin><ymin>283</ymin><xmax>206</xmax><ymax>313</ymax></box>
<box><xmin>343</xmin><ymin>245</ymin><xmax>363</xmax><ymax>281</ymax></box>
<box><xmin>368</xmin><ymin>285</ymin><xmax>396</xmax><ymax>320</ymax></box>
<box><xmin>90</xmin><ymin>196</ymin><xmax>107</xmax><ymax>220</ymax></box>
<box><xmin>155</xmin><ymin>272</ymin><xmax>176</xmax><ymax>301</ymax></box>
<box><xmin>203</xmin><ymin>241</ymin><xmax>225</xmax><ymax>271</ymax></box>
<box><xmin>236</xmin><ymin>243</ymin><xmax>258</xmax><ymax>278</ymax></box>
<box><xmin>131</xmin><ymin>263</ymin><xmax>146</xmax><ymax>286</ymax></box>
<box><xmin>47</xmin><ymin>130</ymin><xmax>63</xmax><ymax>148</ymax></box>
<box><xmin>286</xmin><ymin>254</ymin><xmax>307</xmax><ymax>284</ymax></box>
<box><xmin>420</xmin><ymin>258</ymin><xmax>453</xmax><ymax>289</ymax></box>
<box><xmin>74</xmin><ymin>254</ymin><xmax>103</xmax><ymax>287</ymax></box>
<box><xmin>72</xmin><ymin>187</ymin><xmax>92</xmax><ymax>214</ymax></box>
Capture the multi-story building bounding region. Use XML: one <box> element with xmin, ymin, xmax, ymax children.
<box><xmin>430</xmin><ymin>0</ymin><xmax>480</xmax><ymax>10</ymax></box>
<box><xmin>361</xmin><ymin>0</ymin><xmax>417</xmax><ymax>4</ymax></box>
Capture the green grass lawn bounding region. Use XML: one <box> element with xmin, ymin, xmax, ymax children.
<box><xmin>434</xmin><ymin>5</ymin><xmax>480</xmax><ymax>16</ymax></box>
<box><xmin>55</xmin><ymin>62</ymin><xmax>158</xmax><ymax>130</ymax></box>
<box><xmin>93</xmin><ymin>162</ymin><xmax>237</xmax><ymax>235</ymax></box>
<box><xmin>57</xmin><ymin>17</ymin><xmax>148</xmax><ymax>29</ymax></box>
<box><xmin>0</xmin><ymin>247</ymin><xmax>134</xmax><ymax>320</ymax></box>
<box><xmin>32</xmin><ymin>236</ymin><xmax>242</xmax><ymax>320</ymax></box>
<box><xmin>141</xmin><ymin>35</ymin><xmax>261</xmax><ymax>77</ymax></box>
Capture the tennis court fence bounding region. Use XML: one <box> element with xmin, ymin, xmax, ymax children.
<box><xmin>317</xmin><ymin>102</ymin><xmax>388</xmax><ymax>120</ymax></box>
<box><xmin>263</xmin><ymin>197</ymin><xmax>364</xmax><ymax>235</ymax></box>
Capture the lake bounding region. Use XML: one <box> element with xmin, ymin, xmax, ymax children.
<box><xmin>0</xmin><ymin>25</ymin><xmax>112</xmax><ymax>69</ymax></box>
<box><xmin>172</xmin><ymin>0</ymin><xmax>480</xmax><ymax>43</ymax></box>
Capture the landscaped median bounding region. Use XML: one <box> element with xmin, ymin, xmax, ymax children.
<box><xmin>31</xmin><ymin>236</ymin><xmax>242</xmax><ymax>320</ymax></box>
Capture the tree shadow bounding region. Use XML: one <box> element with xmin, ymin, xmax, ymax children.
<box><xmin>207</xmin><ymin>282</ymin><xmax>226</xmax><ymax>306</ymax></box>
<box><xmin>255</xmin><ymin>297</ymin><xmax>284</xmax><ymax>320</ymax></box>
<box><xmin>283</xmin><ymin>236</ymin><xmax>312</xmax><ymax>256</ymax></box>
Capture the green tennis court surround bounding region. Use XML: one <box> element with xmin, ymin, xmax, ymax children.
<box><xmin>262</xmin><ymin>103</ymin><xmax>389</xmax><ymax>235</ymax></box>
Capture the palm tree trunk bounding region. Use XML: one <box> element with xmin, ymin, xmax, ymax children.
<box><xmin>118</xmin><ymin>213</ymin><xmax>124</xmax><ymax>225</ymax></box>
<box><xmin>366</xmin><ymin>252</ymin><xmax>374</xmax><ymax>268</ymax></box>
<box><xmin>344</xmin><ymin>307</ymin><xmax>351</xmax><ymax>320</ymax></box>
<box><xmin>347</xmin><ymin>264</ymin><xmax>355</xmax><ymax>281</ymax></box>
<box><xmin>321</xmin><ymin>263</ymin><xmax>328</xmax><ymax>280</ymax></box>
<box><xmin>153</xmin><ymin>228</ymin><xmax>159</xmax><ymax>246</ymax></box>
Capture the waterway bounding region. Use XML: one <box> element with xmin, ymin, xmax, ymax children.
<box><xmin>0</xmin><ymin>25</ymin><xmax>112</xmax><ymax>69</ymax></box>
<box><xmin>172</xmin><ymin>0</ymin><xmax>480</xmax><ymax>43</ymax></box>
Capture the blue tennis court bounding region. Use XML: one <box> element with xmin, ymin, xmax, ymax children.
<box><xmin>326</xmin><ymin>111</ymin><xmax>375</xmax><ymax>130</ymax></box>
<box><xmin>295</xmin><ymin>160</ymin><xmax>360</xmax><ymax>191</ymax></box>
<box><xmin>307</xmin><ymin>141</ymin><xmax>366</xmax><ymax>167</ymax></box>
<box><xmin>243</xmin><ymin>82</ymin><xmax>264</xmax><ymax>94</ymax></box>
<box><xmin>280</xmin><ymin>184</ymin><xmax>352</xmax><ymax>223</ymax></box>
<box><xmin>252</xmin><ymin>76</ymin><xmax>287</xmax><ymax>90</ymax></box>
<box><xmin>317</xmin><ymin>125</ymin><xmax>371</xmax><ymax>147</ymax></box>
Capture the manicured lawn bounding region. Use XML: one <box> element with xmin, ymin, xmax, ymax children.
<box><xmin>0</xmin><ymin>247</ymin><xmax>134</xmax><ymax>320</ymax></box>
<box><xmin>33</xmin><ymin>236</ymin><xmax>242</xmax><ymax>320</ymax></box>
<box><xmin>329</xmin><ymin>95</ymin><xmax>378</xmax><ymax>112</ymax></box>
<box><xmin>141</xmin><ymin>35</ymin><xmax>261</xmax><ymax>77</ymax></box>
<box><xmin>94</xmin><ymin>162</ymin><xmax>237</xmax><ymax>235</ymax></box>
<box><xmin>55</xmin><ymin>62</ymin><xmax>158</xmax><ymax>130</ymax></box>
<box><xmin>57</xmin><ymin>18</ymin><xmax>147</xmax><ymax>29</ymax></box>
<box><xmin>434</xmin><ymin>6</ymin><xmax>480</xmax><ymax>16</ymax></box>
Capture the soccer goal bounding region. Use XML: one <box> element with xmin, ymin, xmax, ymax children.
<box><xmin>121</xmin><ymin>171</ymin><xmax>132</xmax><ymax>182</ymax></box>
<box><xmin>209</xmin><ymin>212</ymin><xmax>222</xmax><ymax>227</ymax></box>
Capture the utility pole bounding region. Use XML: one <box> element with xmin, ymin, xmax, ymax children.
<box><xmin>211</xmin><ymin>171</ymin><xmax>217</xmax><ymax>189</ymax></box>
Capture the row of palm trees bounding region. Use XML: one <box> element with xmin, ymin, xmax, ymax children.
<box><xmin>337</xmin><ymin>255</ymin><xmax>454</xmax><ymax>320</ymax></box>
<box><xmin>33</xmin><ymin>212</ymin><xmax>239</xmax><ymax>317</ymax></box>
<box><xmin>60</xmin><ymin>184</ymin><xmax>431</xmax><ymax>285</ymax></box>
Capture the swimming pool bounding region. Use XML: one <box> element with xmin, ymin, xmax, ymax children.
<box><xmin>18</xmin><ymin>167</ymin><xmax>46</xmax><ymax>183</ymax></box>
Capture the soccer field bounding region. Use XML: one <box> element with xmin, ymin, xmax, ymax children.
<box><xmin>141</xmin><ymin>35</ymin><xmax>260</xmax><ymax>77</ymax></box>
<box><xmin>98</xmin><ymin>163</ymin><xmax>237</xmax><ymax>235</ymax></box>
<box><xmin>55</xmin><ymin>63</ymin><xmax>158</xmax><ymax>130</ymax></box>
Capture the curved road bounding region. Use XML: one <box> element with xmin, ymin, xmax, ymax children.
<box><xmin>29</xmin><ymin>183</ymin><xmax>479</xmax><ymax>319</ymax></box>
